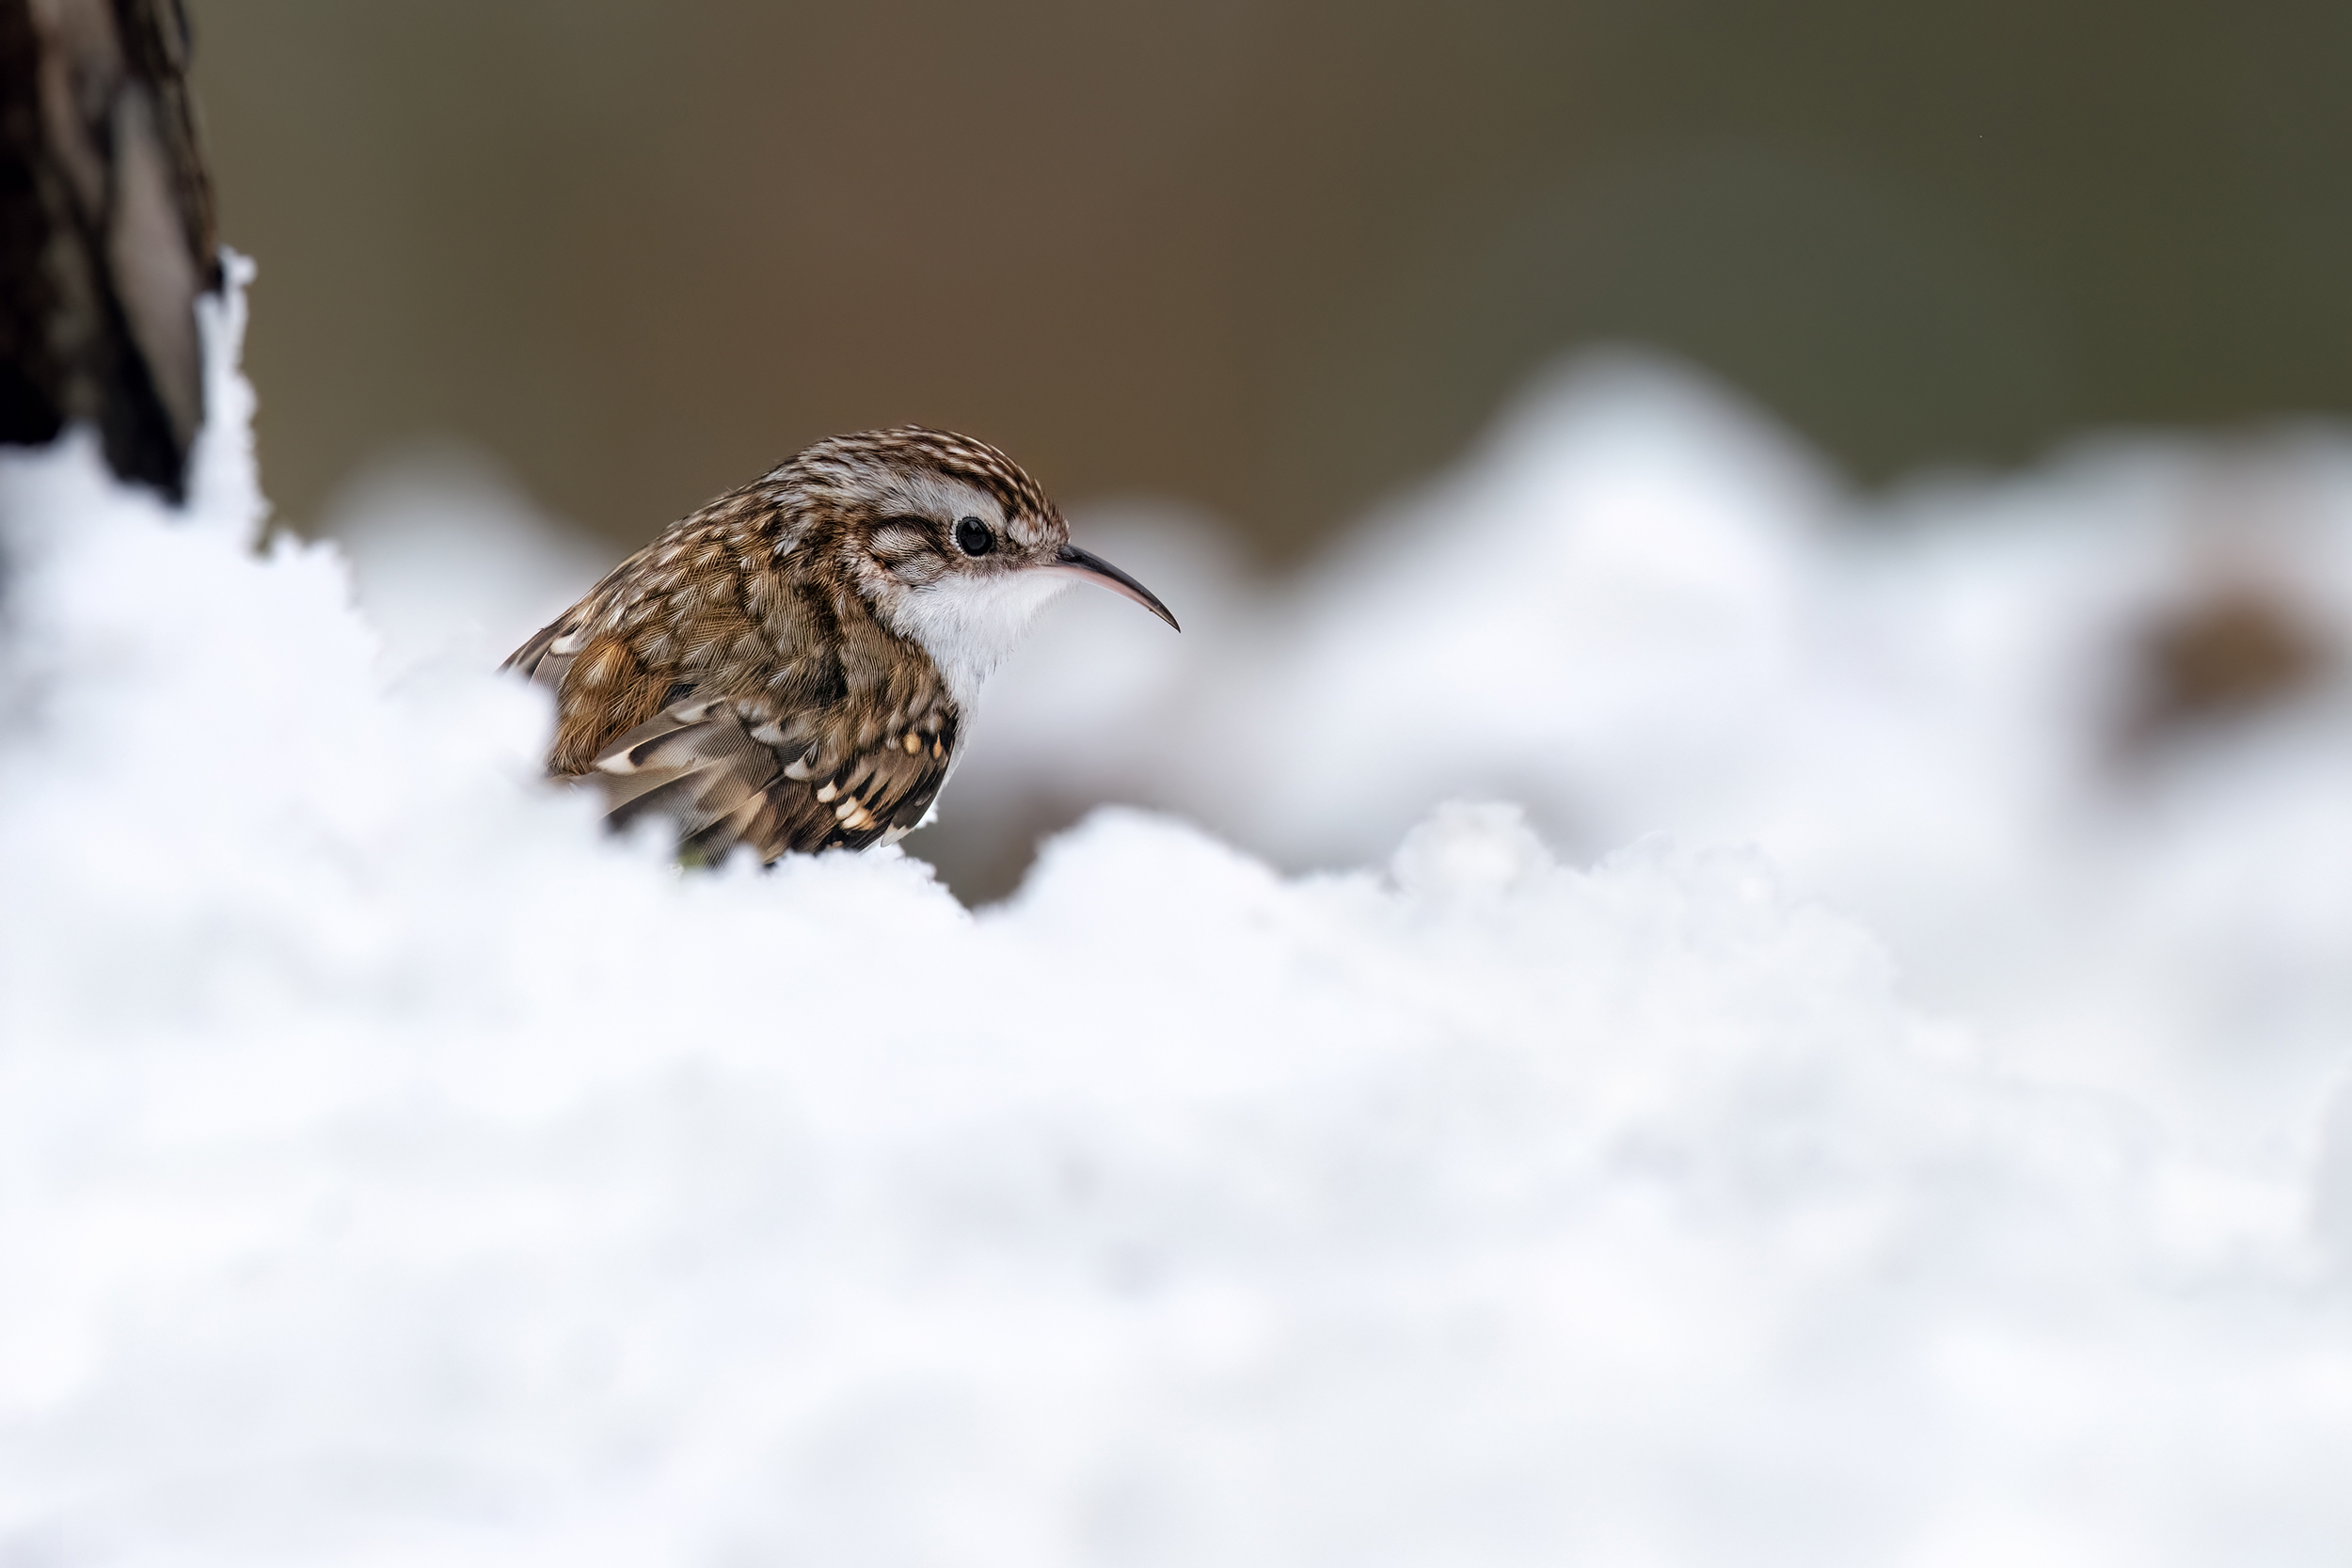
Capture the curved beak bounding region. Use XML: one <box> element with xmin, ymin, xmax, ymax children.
<box><xmin>1050</xmin><ymin>543</ymin><xmax>1181</xmax><ymax>631</ymax></box>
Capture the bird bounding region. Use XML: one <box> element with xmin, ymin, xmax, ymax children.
<box><xmin>502</xmin><ymin>426</ymin><xmax>1178</xmax><ymax>864</ymax></box>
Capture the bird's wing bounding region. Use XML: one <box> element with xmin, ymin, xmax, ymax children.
<box><xmin>581</xmin><ymin>694</ymin><xmax>958</xmax><ymax>863</ymax></box>
<box><xmin>503</xmin><ymin>529</ymin><xmax>960</xmax><ymax>863</ymax></box>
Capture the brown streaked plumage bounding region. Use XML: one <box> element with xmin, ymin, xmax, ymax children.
<box><xmin>504</xmin><ymin>426</ymin><xmax>1178</xmax><ymax>863</ymax></box>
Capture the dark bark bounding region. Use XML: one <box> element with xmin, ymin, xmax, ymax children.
<box><xmin>0</xmin><ymin>0</ymin><xmax>218</xmax><ymax>503</ymax></box>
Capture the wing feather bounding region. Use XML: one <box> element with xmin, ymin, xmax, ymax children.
<box><xmin>576</xmin><ymin>695</ymin><xmax>957</xmax><ymax>863</ymax></box>
<box><xmin>502</xmin><ymin>509</ymin><xmax>961</xmax><ymax>865</ymax></box>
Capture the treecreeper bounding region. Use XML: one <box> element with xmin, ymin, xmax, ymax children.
<box><xmin>504</xmin><ymin>427</ymin><xmax>1178</xmax><ymax>863</ymax></box>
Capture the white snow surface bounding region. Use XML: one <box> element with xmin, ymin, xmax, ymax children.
<box><xmin>5</xmin><ymin>264</ymin><xmax>2352</xmax><ymax>1563</ymax></box>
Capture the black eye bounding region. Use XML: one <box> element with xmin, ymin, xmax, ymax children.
<box><xmin>954</xmin><ymin>516</ymin><xmax>995</xmax><ymax>557</ymax></box>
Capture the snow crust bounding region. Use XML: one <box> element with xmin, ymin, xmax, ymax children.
<box><xmin>5</xmin><ymin>265</ymin><xmax>2352</xmax><ymax>1563</ymax></box>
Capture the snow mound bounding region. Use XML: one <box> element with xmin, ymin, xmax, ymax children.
<box><xmin>969</xmin><ymin>356</ymin><xmax>2352</xmax><ymax>1173</ymax></box>
<box><xmin>4</xmin><ymin>267</ymin><xmax>2351</xmax><ymax>1564</ymax></box>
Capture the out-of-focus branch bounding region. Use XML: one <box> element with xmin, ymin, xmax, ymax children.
<box><xmin>1</xmin><ymin>0</ymin><xmax>219</xmax><ymax>502</ymax></box>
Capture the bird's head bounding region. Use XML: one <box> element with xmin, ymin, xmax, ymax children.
<box><xmin>777</xmin><ymin>426</ymin><xmax>1178</xmax><ymax>705</ymax></box>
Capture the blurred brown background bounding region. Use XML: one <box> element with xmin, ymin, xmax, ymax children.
<box><xmin>191</xmin><ymin>0</ymin><xmax>2352</xmax><ymax>561</ymax></box>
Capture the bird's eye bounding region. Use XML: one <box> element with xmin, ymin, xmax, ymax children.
<box><xmin>955</xmin><ymin>516</ymin><xmax>995</xmax><ymax>557</ymax></box>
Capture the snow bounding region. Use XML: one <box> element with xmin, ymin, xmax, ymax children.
<box><xmin>962</xmin><ymin>356</ymin><xmax>2352</xmax><ymax>1171</ymax></box>
<box><xmin>5</xmin><ymin>263</ymin><xmax>2352</xmax><ymax>1564</ymax></box>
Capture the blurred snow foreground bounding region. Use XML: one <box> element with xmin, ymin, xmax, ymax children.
<box><xmin>6</xmin><ymin>268</ymin><xmax>2352</xmax><ymax>1566</ymax></box>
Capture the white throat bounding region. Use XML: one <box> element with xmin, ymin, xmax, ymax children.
<box><xmin>882</xmin><ymin>568</ymin><xmax>1074</xmax><ymax>713</ymax></box>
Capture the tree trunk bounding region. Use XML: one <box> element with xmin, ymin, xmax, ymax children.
<box><xmin>1</xmin><ymin>0</ymin><xmax>218</xmax><ymax>503</ymax></box>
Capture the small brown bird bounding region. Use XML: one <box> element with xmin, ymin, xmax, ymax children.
<box><xmin>504</xmin><ymin>426</ymin><xmax>1177</xmax><ymax>863</ymax></box>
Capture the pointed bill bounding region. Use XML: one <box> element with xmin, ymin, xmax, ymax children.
<box><xmin>1050</xmin><ymin>544</ymin><xmax>1181</xmax><ymax>630</ymax></box>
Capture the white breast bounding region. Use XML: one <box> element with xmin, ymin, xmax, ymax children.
<box><xmin>882</xmin><ymin>568</ymin><xmax>1075</xmax><ymax>714</ymax></box>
